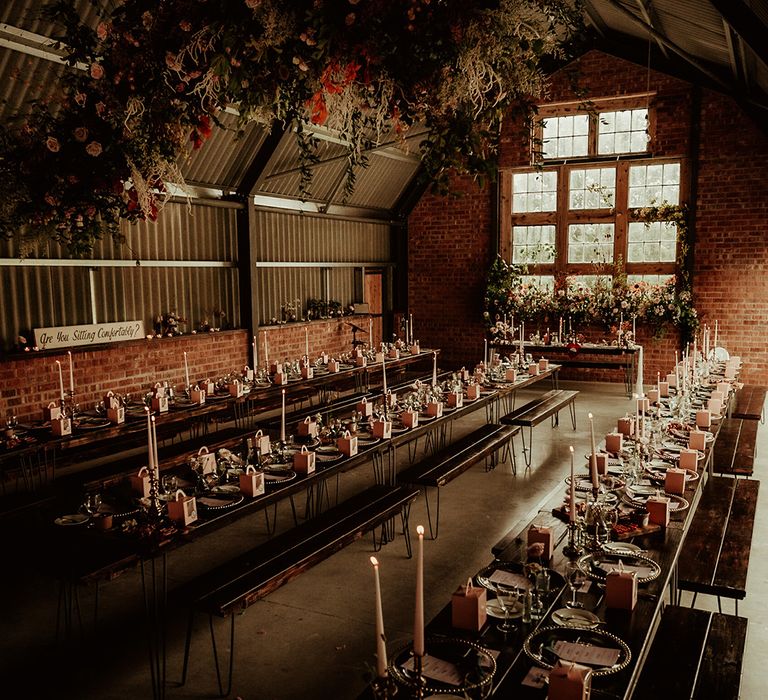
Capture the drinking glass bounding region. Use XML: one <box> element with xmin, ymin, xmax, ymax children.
<box><xmin>566</xmin><ymin>562</ymin><xmax>586</xmax><ymax>609</ymax></box>
<box><xmin>492</xmin><ymin>583</ymin><xmax>519</xmax><ymax>632</ymax></box>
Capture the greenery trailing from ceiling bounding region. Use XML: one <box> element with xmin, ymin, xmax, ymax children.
<box><xmin>0</xmin><ymin>0</ymin><xmax>583</xmax><ymax>255</ymax></box>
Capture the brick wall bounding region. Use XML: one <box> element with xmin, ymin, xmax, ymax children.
<box><xmin>257</xmin><ymin>317</ymin><xmax>370</xmax><ymax>367</ymax></box>
<box><xmin>409</xmin><ymin>49</ymin><xmax>768</xmax><ymax>384</ymax></box>
<box><xmin>408</xmin><ymin>175</ymin><xmax>493</xmax><ymax>368</ymax></box>
<box><xmin>0</xmin><ymin>318</ymin><xmax>366</xmax><ymax>422</ymax></box>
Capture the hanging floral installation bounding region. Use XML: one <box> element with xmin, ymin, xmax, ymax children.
<box><xmin>0</xmin><ymin>0</ymin><xmax>582</xmax><ymax>255</ymax></box>
<box><xmin>484</xmin><ymin>202</ymin><xmax>699</xmax><ymax>340</ymax></box>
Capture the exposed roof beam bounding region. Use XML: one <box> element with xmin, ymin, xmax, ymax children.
<box><xmin>709</xmin><ymin>0</ymin><xmax>768</xmax><ymax>71</ymax></box>
<box><xmin>722</xmin><ymin>19</ymin><xmax>748</xmax><ymax>87</ymax></box>
<box><xmin>582</xmin><ymin>0</ymin><xmax>608</xmax><ymax>37</ymax></box>
<box><xmin>602</xmin><ymin>0</ymin><xmax>731</xmax><ymax>92</ymax></box>
<box><xmin>0</xmin><ymin>22</ymin><xmax>87</xmax><ymax>70</ymax></box>
<box><xmin>236</xmin><ymin>122</ymin><xmax>285</xmax><ymax>197</ymax></box>
<box><xmin>633</xmin><ymin>0</ymin><xmax>669</xmax><ymax>59</ymax></box>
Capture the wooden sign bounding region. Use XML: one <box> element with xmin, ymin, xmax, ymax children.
<box><xmin>34</xmin><ymin>320</ymin><xmax>145</xmax><ymax>349</ymax></box>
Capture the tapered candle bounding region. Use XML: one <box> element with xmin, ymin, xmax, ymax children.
<box><xmin>184</xmin><ymin>351</ymin><xmax>190</xmax><ymax>388</ymax></box>
<box><xmin>633</xmin><ymin>393</ymin><xmax>639</xmax><ymax>437</ymax></box>
<box><xmin>280</xmin><ymin>389</ymin><xmax>286</xmax><ymax>442</ymax></box>
<box><xmin>264</xmin><ymin>330</ymin><xmax>269</xmax><ymax>369</ymax></box>
<box><xmin>252</xmin><ymin>335</ymin><xmax>257</xmax><ymax>372</ymax></box>
<box><xmin>405</xmin><ymin>320</ymin><xmax>409</xmax><ymax>345</ymax></box>
<box><xmin>370</xmin><ymin>556</ymin><xmax>388</xmax><ymax>678</ymax></box>
<box><xmin>151</xmin><ymin>415</ymin><xmax>159</xmax><ymax>476</ymax></box>
<box><xmin>657</xmin><ymin>372</ymin><xmax>661</xmax><ymax>400</ymax></box>
<box><xmin>409</xmin><ymin>313</ymin><xmax>414</xmax><ymax>344</ymax></box>
<box><xmin>67</xmin><ymin>351</ymin><xmax>74</xmax><ymax>393</ymax></box>
<box><xmin>632</xmin><ymin>315</ymin><xmax>636</xmax><ymax>338</ymax></box>
<box><xmin>368</xmin><ymin>318</ymin><xmax>373</xmax><ymax>348</ymax></box>
<box><xmin>432</xmin><ymin>352</ymin><xmax>437</xmax><ymax>387</ymax></box>
<box><xmin>675</xmin><ymin>351</ymin><xmax>680</xmax><ymax>389</ymax></box>
<box><xmin>414</xmin><ymin>525</ymin><xmax>425</xmax><ymax>657</ymax></box>
<box><xmin>588</xmin><ymin>412</ymin><xmax>598</xmax><ymax>489</ymax></box>
<box><xmin>714</xmin><ymin>320</ymin><xmax>718</xmax><ymax>348</ymax></box>
<box><xmin>382</xmin><ymin>354</ymin><xmax>388</xmax><ymax>395</ymax></box>
<box><xmin>619</xmin><ymin>312</ymin><xmax>623</xmax><ymax>343</ymax></box>
<box><xmin>483</xmin><ymin>338</ymin><xmax>487</xmax><ymax>366</ymax></box>
<box><xmin>146</xmin><ymin>408</ymin><xmax>154</xmax><ymax>472</ymax></box>
<box><xmin>55</xmin><ymin>360</ymin><xmax>65</xmax><ymax>401</ymax></box>
<box><xmin>569</xmin><ymin>446</ymin><xmax>576</xmax><ymax>523</ymax></box>
<box><xmin>305</xmin><ymin>326</ymin><xmax>310</xmax><ymax>359</ymax></box>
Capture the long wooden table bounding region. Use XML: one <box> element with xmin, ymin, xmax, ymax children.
<box><xmin>405</xmin><ymin>398</ymin><xmax>724</xmax><ymax>700</ymax></box>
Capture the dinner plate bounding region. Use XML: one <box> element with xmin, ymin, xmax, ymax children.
<box><xmin>577</xmin><ymin>551</ymin><xmax>661</xmax><ymax>584</ymax></box>
<box><xmin>486</xmin><ymin>598</ymin><xmax>524</xmax><ymax>619</ymax></box>
<box><xmin>523</xmin><ymin>626</ymin><xmax>631</xmax><ymax>676</ymax></box>
<box><xmin>476</xmin><ymin>561</ymin><xmax>533</xmax><ymax>592</ymax></box>
<box><xmin>55</xmin><ymin>513</ymin><xmax>90</xmax><ymax>526</ymax></box>
<box><xmin>570</xmin><ymin>490</ymin><xmax>619</xmax><ymax>507</ymax></box>
<box><xmin>622</xmin><ymin>492</ymin><xmax>689</xmax><ymax>513</ymax></box>
<box><xmin>602</xmin><ymin>541</ymin><xmax>643</xmax><ymax>554</ymax></box>
<box><xmin>316</xmin><ymin>450</ymin><xmax>344</xmax><ymax>463</ymax></box>
<box><xmin>75</xmin><ymin>417</ymin><xmax>112</xmax><ymax>430</ymax></box>
<box><xmin>264</xmin><ymin>470</ymin><xmax>297</xmax><ymax>486</ymax></box>
<box><xmin>551</xmin><ymin>607</ymin><xmax>601</xmax><ymax>629</ymax></box>
<box><xmin>212</xmin><ymin>484</ymin><xmax>241</xmax><ymax>494</ymax></box>
<box><xmin>197</xmin><ymin>493</ymin><xmax>244</xmax><ymax>511</ymax></box>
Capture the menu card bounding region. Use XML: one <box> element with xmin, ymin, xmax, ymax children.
<box><xmin>488</xmin><ymin>570</ymin><xmax>532</xmax><ymax>590</ymax></box>
<box><xmin>404</xmin><ymin>655</ymin><xmax>462</xmax><ymax>685</ymax></box>
<box><xmin>606</xmin><ymin>563</ymin><xmax>655</xmax><ymax>578</ymax></box>
<box><xmin>553</xmin><ymin>640</ymin><xmax>620</xmax><ymax>667</ymax></box>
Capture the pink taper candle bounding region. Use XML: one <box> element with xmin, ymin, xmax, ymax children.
<box><xmin>569</xmin><ymin>446</ymin><xmax>576</xmax><ymax>522</ymax></box>
<box><xmin>55</xmin><ymin>360</ymin><xmax>65</xmax><ymax>401</ymax></box>
<box><xmin>414</xmin><ymin>525</ymin><xmax>425</xmax><ymax>657</ymax></box>
<box><xmin>370</xmin><ymin>556</ymin><xmax>388</xmax><ymax>678</ymax></box>
<box><xmin>588</xmin><ymin>412</ymin><xmax>598</xmax><ymax>489</ymax></box>
<box><xmin>67</xmin><ymin>351</ymin><xmax>74</xmax><ymax>393</ymax></box>
<box><xmin>280</xmin><ymin>389</ymin><xmax>286</xmax><ymax>443</ymax></box>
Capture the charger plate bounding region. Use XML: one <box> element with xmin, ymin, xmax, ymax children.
<box><xmin>577</xmin><ymin>550</ymin><xmax>661</xmax><ymax>584</ymax></box>
<box><xmin>523</xmin><ymin>626</ymin><xmax>630</xmax><ymax>676</ymax></box>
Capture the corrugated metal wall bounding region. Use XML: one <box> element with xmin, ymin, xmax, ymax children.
<box><xmin>0</xmin><ymin>201</ymin><xmax>239</xmax><ymax>349</ymax></box>
<box><xmin>252</xmin><ymin>208</ymin><xmax>391</xmax><ymax>324</ymax></box>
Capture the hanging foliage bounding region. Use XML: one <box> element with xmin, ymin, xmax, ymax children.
<box><xmin>0</xmin><ymin>0</ymin><xmax>583</xmax><ymax>254</ymax></box>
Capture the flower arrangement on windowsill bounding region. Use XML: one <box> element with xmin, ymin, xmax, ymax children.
<box><xmin>0</xmin><ymin>0</ymin><xmax>582</xmax><ymax>256</ymax></box>
<box><xmin>484</xmin><ymin>254</ymin><xmax>699</xmax><ymax>342</ymax></box>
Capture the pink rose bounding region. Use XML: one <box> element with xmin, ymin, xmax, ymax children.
<box><xmin>90</xmin><ymin>63</ymin><xmax>105</xmax><ymax>79</ymax></box>
<box><xmin>85</xmin><ymin>141</ymin><xmax>103</xmax><ymax>157</ymax></box>
<box><xmin>95</xmin><ymin>101</ymin><xmax>107</xmax><ymax>116</ymax></box>
<box><xmin>74</xmin><ymin>92</ymin><xmax>87</xmax><ymax>107</ymax></box>
<box><xmin>96</xmin><ymin>22</ymin><xmax>109</xmax><ymax>40</ymax></box>
<box><xmin>73</xmin><ymin>127</ymin><xmax>88</xmax><ymax>142</ymax></box>
<box><xmin>245</xmin><ymin>0</ymin><xmax>261</xmax><ymax>8</ymax></box>
<box><xmin>46</xmin><ymin>136</ymin><xmax>60</xmax><ymax>152</ymax></box>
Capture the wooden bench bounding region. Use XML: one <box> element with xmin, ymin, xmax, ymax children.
<box><xmin>678</xmin><ymin>476</ymin><xmax>760</xmax><ymax>614</ymax></box>
<box><xmin>500</xmin><ymin>389</ymin><xmax>578</xmax><ymax>469</ymax></box>
<box><xmin>633</xmin><ymin>606</ymin><xmax>747</xmax><ymax>700</ymax></box>
<box><xmin>397</xmin><ymin>423</ymin><xmax>518</xmax><ymax>538</ymax></box>
<box><xmin>713</xmin><ymin>417</ymin><xmax>758</xmax><ymax>477</ymax></box>
<box><xmin>174</xmin><ymin>484</ymin><xmax>419</xmax><ymax>696</ymax></box>
<box><xmin>732</xmin><ymin>384</ymin><xmax>766</xmax><ymax>422</ymax></box>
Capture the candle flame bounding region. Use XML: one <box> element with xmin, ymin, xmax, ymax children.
<box><xmin>569</xmin><ymin>445</ymin><xmax>574</xmax><ymax>453</ymax></box>
<box><xmin>282</xmin><ymin>389</ymin><xmax>286</xmax><ymax>395</ymax></box>
<box><xmin>370</xmin><ymin>556</ymin><xmax>379</xmax><ymax>566</ymax></box>
<box><xmin>588</xmin><ymin>412</ymin><xmax>593</xmax><ymax>420</ymax></box>
<box><xmin>416</xmin><ymin>525</ymin><xmax>424</xmax><ymax>536</ymax></box>
<box><xmin>55</xmin><ymin>360</ymin><xmax>61</xmax><ymax>366</ymax></box>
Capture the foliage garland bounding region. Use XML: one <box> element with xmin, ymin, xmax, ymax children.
<box><xmin>0</xmin><ymin>0</ymin><xmax>583</xmax><ymax>255</ymax></box>
<box><xmin>484</xmin><ymin>202</ymin><xmax>699</xmax><ymax>340</ymax></box>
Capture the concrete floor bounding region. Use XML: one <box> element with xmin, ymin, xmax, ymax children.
<box><xmin>1</xmin><ymin>380</ymin><xmax>764</xmax><ymax>699</ymax></box>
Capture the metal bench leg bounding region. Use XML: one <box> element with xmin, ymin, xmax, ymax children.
<box><xmin>689</xmin><ymin>592</ymin><xmax>698</xmax><ymax>608</ymax></box>
<box><xmin>424</xmin><ymin>487</ymin><xmax>440</xmax><ymax>540</ymax></box>
<box><xmin>408</xmin><ymin>439</ymin><xmax>419</xmax><ymax>464</ymax></box>
<box><xmin>569</xmin><ymin>400</ymin><xmax>577</xmax><ymax>429</ymax></box>
<box><xmin>735</xmin><ymin>599</ymin><xmax>739</xmax><ymax>616</ymax></box>
<box><xmin>717</xmin><ymin>596</ymin><xmax>722</xmax><ymax>614</ymax></box>
<box><xmin>209</xmin><ymin>614</ymin><xmax>236</xmax><ymax>698</ymax></box>
<box><xmin>178</xmin><ymin>609</ymin><xmax>195</xmax><ymax>687</ymax></box>
<box><xmin>401</xmin><ymin>501</ymin><xmax>414</xmax><ymax>558</ymax></box>
<box><xmin>264</xmin><ymin>502</ymin><xmax>278</xmax><ymax>536</ymax></box>
<box><xmin>521</xmin><ymin>426</ymin><xmax>533</xmax><ymax>470</ymax></box>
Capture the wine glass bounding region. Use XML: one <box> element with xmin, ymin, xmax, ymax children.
<box><xmin>565</xmin><ymin>561</ymin><xmax>586</xmax><ymax>609</ymax></box>
<box><xmin>492</xmin><ymin>583</ymin><xmax>519</xmax><ymax>632</ymax></box>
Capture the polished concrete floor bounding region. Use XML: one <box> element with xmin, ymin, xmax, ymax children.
<box><xmin>2</xmin><ymin>380</ymin><xmax>764</xmax><ymax>698</ymax></box>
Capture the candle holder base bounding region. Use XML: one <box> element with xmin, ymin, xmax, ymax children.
<box><xmin>370</xmin><ymin>675</ymin><xmax>398</xmax><ymax>699</ymax></box>
<box><xmin>563</xmin><ymin>521</ymin><xmax>584</xmax><ymax>558</ymax></box>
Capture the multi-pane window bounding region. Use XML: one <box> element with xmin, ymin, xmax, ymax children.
<box><xmin>504</xmin><ymin>100</ymin><xmax>681</xmax><ymax>282</ymax></box>
<box><xmin>627</xmin><ymin>274</ymin><xmax>675</xmax><ymax>286</ymax></box>
<box><xmin>567</xmin><ymin>223</ymin><xmax>615</xmax><ymax>264</ymax></box>
<box><xmin>512</xmin><ymin>171</ymin><xmax>557</xmax><ymax>212</ymax></box>
<box><xmin>512</xmin><ymin>225</ymin><xmax>556</xmax><ymax>265</ymax></box>
<box><xmin>541</xmin><ymin>115</ymin><xmax>589</xmax><ymax>159</ymax></box>
<box><xmin>521</xmin><ymin>275</ymin><xmax>556</xmax><ymax>291</ymax></box>
<box><xmin>569</xmin><ymin>168</ymin><xmax>615</xmax><ymax>209</ymax></box>
<box><xmin>598</xmin><ymin>109</ymin><xmax>649</xmax><ymax>155</ymax></box>
<box><xmin>627</xmin><ymin>222</ymin><xmax>677</xmax><ymax>263</ymax></box>
<box><xmin>628</xmin><ymin>163</ymin><xmax>680</xmax><ymax>207</ymax></box>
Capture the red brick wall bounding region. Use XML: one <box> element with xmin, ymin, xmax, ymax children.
<box><xmin>0</xmin><ymin>319</ymin><xmax>365</xmax><ymax>422</ymax></box>
<box><xmin>408</xmin><ymin>175</ymin><xmax>493</xmax><ymax>368</ymax></box>
<box><xmin>256</xmin><ymin>317</ymin><xmax>370</xmax><ymax>368</ymax></box>
<box><xmin>408</xmin><ymin>49</ymin><xmax>768</xmax><ymax>384</ymax></box>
